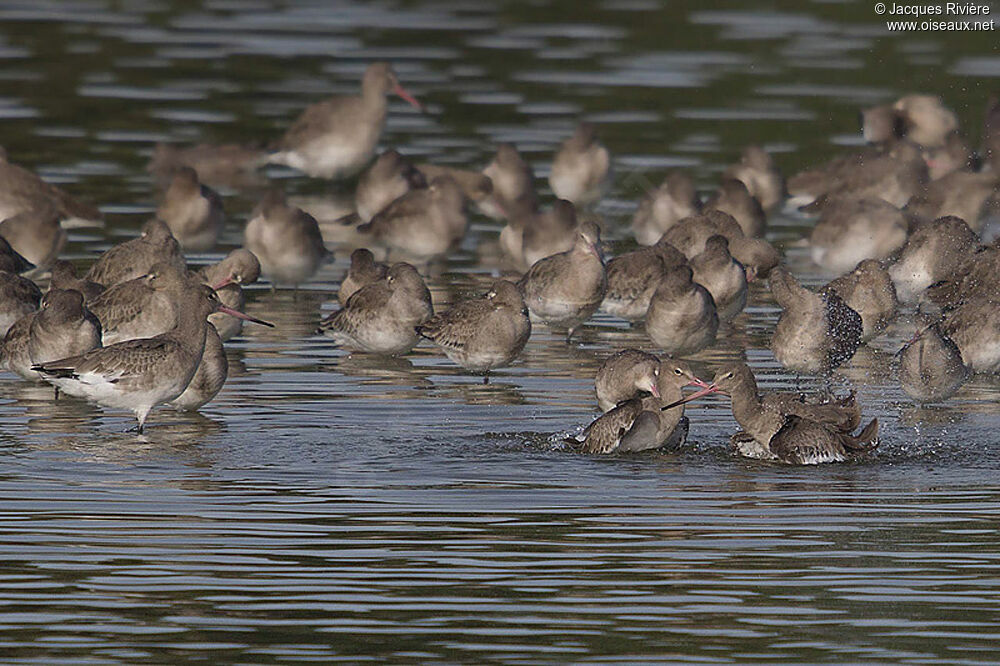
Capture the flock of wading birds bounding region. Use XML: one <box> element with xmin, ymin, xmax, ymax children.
<box><xmin>1</xmin><ymin>63</ymin><xmax>999</xmax><ymax>463</ymax></box>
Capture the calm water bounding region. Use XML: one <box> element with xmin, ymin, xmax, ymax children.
<box><xmin>1</xmin><ymin>1</ymin><xmax>1000</xmax><ymax>663</ymax></box>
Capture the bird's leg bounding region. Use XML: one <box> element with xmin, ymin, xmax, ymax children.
<box><xmin>483</xmin><ymin>371</ymin><xmax>490</xmax><ymax>385</ymax></box>
<box><xmin>53</xmin><ymin>387</ymin><xmax>60</xmax><ymax>401</ymax></box>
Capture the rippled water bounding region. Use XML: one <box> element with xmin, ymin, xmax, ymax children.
<box><xmin>1</xmin><ymin>1</ymin><xmax>1000</xmax><ymax>662</ymax></box>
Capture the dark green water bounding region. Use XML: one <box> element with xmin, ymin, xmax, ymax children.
<box><xmin>1</xmin><ymin>1</ymin><xmax>999</xmax><ymax>663</ymax></box>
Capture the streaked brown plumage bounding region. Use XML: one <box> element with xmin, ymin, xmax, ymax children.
<box><xmin>417</xmin><ymin>279</ymin><xmax>530</xmax><ymax>375</ymax></box>
<box><xmin>34</xmin><ymin>284</ymin><xmax>268</xmax><ymax>433</ymax></box>
<box><xmin>49</xmin><ymin>260</ymin><xmax>105</xmax><ymax>303</ymax></box>
<box><xmin>319</xmin><ymin>262</ymin><xmax>432</xmax><ymax>355</ymax></box>
<box><xmin>572</xmin><ymin>357</ymin><xmax>703</xmax><ymax>454</ymax></box>
<box><xmin>88</xmin><ymin>263</ymin><xmax>194</xmax><ymax>345</ymax></box>
<box><xmin>518</xmin><ymin>221</ymin><xmax>606</xmax><ymax>340</ymax></box>
<box><xmin>666</xmin><ymin>363</ymin><xmax>876</xmax><ymax>464</ymax></box>
<box><xmin>602</xmin><ymin>238</ymin><xmax>687</xmax><ymax>322</ymax></box>
<box><xmin>85</xmin><ymin>219</ymin><xmax>184</xmax><ymax>288</ymax></box>
<box><xmin>904</xmin><ymin>170</ymin><xmax>1000</xmax><ymax>232</ymax></box>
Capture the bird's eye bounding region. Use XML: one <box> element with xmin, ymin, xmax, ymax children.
<box><xmin>653</xmin><ymin>367</ymin><xmax>660</xmax><ymax>376</ymax></box>
<box><xmin>674</xmin><ymin>368</ymin><xmax>683</xmax><ymax>375</ymax></box>
<box><xmin>724</xmin><ymin>372</ymin><xmax>733</xmax><ymax>379</ymax></box>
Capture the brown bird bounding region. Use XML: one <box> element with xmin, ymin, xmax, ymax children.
<box><xmin>49</xmin><ymin>260</ymin><xmax>105</xmax><ymax>303</ymax></box>
<box><xmin>809</xmin><ymin>197</ymin><xmax>908</xmax><ymax>274</ymax></box>
<box><xmin>630</xmin><ymin>171</ymin><xmax>700</xmax><ymax>246</ymax></box>
<box><xmin>518</xmin><ymin>221</ymin><xmax>606</xmax><ymax>341</ymax></box>
<box><xmin>88</xmin><ymin>263</ymin><xmax>194</xmax><ymax>345</ymax></box>
<box><xmin>519</xmin><ymin>199</ymin><xmax>578</xmax><ymax>270</ymax></box>
<box><xmin>416</xmin><ymin>163</ymin><xmax>492</xmax><ymax>207</ymax></box>
<box><xmin>479</xmin><ymin>143</ymin><xmax>538</xmax><ymax>220</ymax></box>
<box><xmin>703</xmin><ymin>178</ymin><xmax>766</xmax><ymax>238</ymax></box>
<box><xmin>244</xmin><ymin>190</ymin><xmax>330</xmax><ymax>288</ymax></box>
<box><xmin>0</xmin><ymin>235</ymin><xmax>35</xmax><ymax>275</ymax></box>
<box><xmin>769</xmin><ymin>267</ymin><xmax>863</xmax><ymax>375</ymax></box>
<box><xmin>34</xmin><ymin>284</ymin><xmax>271</xmax><ymax>433</ymax></box>
<box><xmin>338</xmin><ymin>248</ymin><xmax>389</xmax><ymax>306</ymax></box>
<box><xmin>3</xmin><ymin>289</ymin><xmax>101</xmax><ymax>384</ymax></box>
<box><xmin>822</xmin><ymin>259</ymin><xmax>898</xmax><ymax>342</ymax></box>
<box><xmin>156</xmin><ymin>167</ymin><xmax>225</xmax><ymax>252</ymax></box>
<box><xmin>169</xmin><ymin>323</ymin><xmax>228</xmax><ymax>412</ymax></box>
<box><xmin>595</xmin><ymin>349</ymin><xmax>662</xmax><ymax>412</ymax></box>
<box><xmin>197</xmin><ymin>249</ymin><xmax>262</xmax><ymax>341</ymax></box>
<box><xmin>663</xmin><ymin>362</ymin><xmax>878</xmax><ymax>465</ymax></box>
<box><xmin>318</xmin><ymin>262</ymin><xmax>433</xmax><ymax>355</ymax></box>
<box><xmin>416</xmin><ymin>279</ymin><xmax>530</xmax><ymax>379</ymax></box>
<box><xmin>353</xmin><ymin>150</ymin><xmax>426</xmax><ymax>223</ymax></box>
<box><xmin>898</xmin><ymin>323</ymin><xmax>967</xmax><ymax>403</ymax></box>
<box><xmin>570</xmin><ymin>357</ymin><xmax>704</xmax><ymax>454</ymax></box>
<box><xmin>645</xmin><ymin>264</ymin><xmax>718</xmax><ymax>356</ymax></box>
<box><xmin>268</xmin><ymin>62</ymin><xmax>422</xmax><ymax>179</ymax></box>
<box><xmin>602</xmin><ymin>238</ymin><xmax>687</xmax><ymax>322</ymax></box>
<box><xmin>723</xmin><ymin>145</ymin><xmax>785</xmax><ymax>212</ymax></box>
<box><xmin>662</xmin><ymin>210</ymin><xmax>780</xmax><ymax>279</ymax></box>
<box><xmin>0</xmin><ymin>205</ymin><xmax>66</xmax><ymax>271</ymax></box>
<box><xmin>888</xmin><ymin>215</ymin><xmax>980</xmax><ymax>303</ymax></box>
<box><xmin>147</xmin><ymin>142</ymin><xmax>267</xmax><ymax>188</ymax></box>
<box><xmin>0</xmin><ymin>147</ymin><xmax>103</xmax><ymax>227</ymax></box>
<box><xmin>904</xmin><ymin>170</ymin><xmax>1000</xmax><ymax>233</ymax></box>
<box><xmin>893</xmin><ymin>94</ymin><xmax>959</xmax><ymax>149</ymax></box>
<box><xmin>789</xmin><ymin>140</ymin><xmax>928</xmax><ymax>210</ymax></box>
<box><xmin>689</xmin><ymin>235</ymin><xmax>747</xmax><ymax>322</ymax></box>
<box><xmin>0</xmin><ymin>269</ymin><xmax>41</xmax><ymax>336</ymax></box>
<box><xmin>549</xmin><ymin>122</ymin><xmax>611</xmax><ymax>206</ymax></box>
<box><xmin>28</xmin><ymin>289</ymin><xmax>102</xmax><ymax>383</ymax></box>
<box><xmin>358</xmin><ymin>176</ymin><xmax>466</xmax><ymax>262</ymax></box>
<box><xmin>938</xmin><ymin>297</ymin><xmax>1000</xmax><ymax>374</ymax></box>
<box><xmin>921</xmin><ymin>242</ymin><xmax>1000</xmax><ymax>310</ymax></box>
<box><xmin>84</xmin><ymin>219</ymin><xmax>184</xmax><ymax>288</ymax></box>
